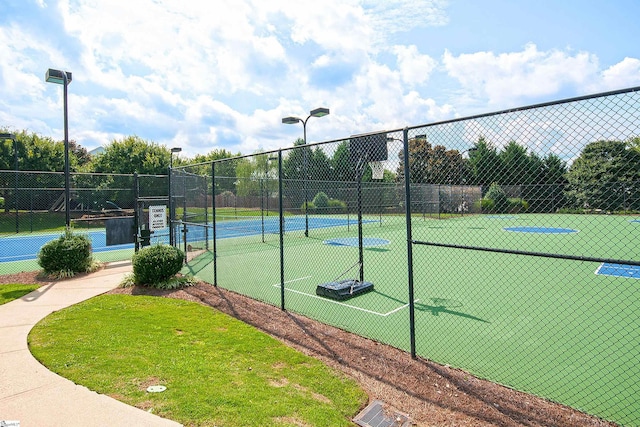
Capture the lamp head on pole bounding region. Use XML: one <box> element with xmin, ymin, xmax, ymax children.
<box><xmin>309</xmin><ymin>107</ymin><xmax>329</xmax><ymax>117</ymax></box>
<box><xmin>45</xmin><ymin>68</ymin><xmax>72</xmax><ymax>85</ymax></box>
<box><xmin>170</xmin><ymin>147</ymin><xmax>181</xmax><ymax>167</ymax></box>
<box><xmin>282</xmin><ymin>116</ymin><xmax>302</xmax><ymax>124</ymax></box>
<box><xmin>0</xmin><ymin>133</ymin><xmax>15</xmax><ymax>140</ymax></box>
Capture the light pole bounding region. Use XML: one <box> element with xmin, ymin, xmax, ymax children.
<box><xmin>1</xmin><ymin>133</ymin><xmax>17</xmax><ymax>232</ymax></box>
<box><xmin>265</xmin><ymin>156</ymin><xmax>278</xmax><ymax>216</ymax></box>
<box><xmin>458</xmin><ymin>147</ymin><xmax>477</xmax><ymax>216</ymax></box>
<box><xmin>282</xmin><ymin>107</ymin><xmax>330</xmax><ymax>237</ymax></box>
<box><xmin>169</xmin><ymin>147</ymin><xmax>182</xmax><ymax>246</ymax></box>
<box><xmin>45</xmin><ymin>68</ymin><xmax>72</xmax><ymax>227</ymax></box>
<box><xmin>170</xmin><ymin>147</ymin><xmax>182</xmax><ymax>168</ymax></box>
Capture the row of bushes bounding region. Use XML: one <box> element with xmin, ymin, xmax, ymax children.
<box><xmin>301</xmin><ymin>192</ymin><xmax>347</xmax><ymax>214</ymax></box>
<box><xmin>37</xmin><ymin>228</ymin><xmax>188</xmax><ymax>288</ymax></box>
<box><xmin>301</xmin><ymin>187</ymin><xmax>530</xmax><ymax>215</ymax></box>
<box><xmin>474</xmin><ymin>182</ymin><xmax>529</xmax><ymax>214</ymax></box>
<box><xmin>474</xmin><ymin>197</ymin><xmax>529</xmax><ymax>213</ymax></box>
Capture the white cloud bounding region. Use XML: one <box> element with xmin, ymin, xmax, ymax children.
<box><xmin>442</xmin><ymin>44</ymin><xmax>600</xmax><ymax>106</ymax></box>
<box><xmin>6</xmin><ymin>0</ymin><xmax>636</xmax><ymax>162</ymax></box>
<box><xmin>363</xmin><ymin>0</ymin><xmax>449</xmax><ymax>35</ymax></box>
<box><xmin>597</xmin><ymin>57</ymin><xmax>640</xmax><ymax>91</ymax></box>
<box><xmin>393</xmin><ymin>44</ymin><xmax>437</xmax><ymax>86</ymax></box>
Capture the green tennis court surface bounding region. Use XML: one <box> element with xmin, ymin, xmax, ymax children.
<box><xmin>185</xmin><ymin>213</ymin><xmax>640</xmax><ymax>426</ymax></box>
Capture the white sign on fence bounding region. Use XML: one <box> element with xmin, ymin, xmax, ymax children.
<box><xmin>149</xmin><ymin>205</ymin><xmax>167</xmax><ymax>231</ymax></box>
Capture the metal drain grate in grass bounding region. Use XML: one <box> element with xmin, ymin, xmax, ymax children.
<box><xmin>354</xmin><ymin>400</ymin><xmax>410</xmax><ymax>427</ymax></box>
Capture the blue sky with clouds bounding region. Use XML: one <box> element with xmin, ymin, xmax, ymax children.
<box><xmin>1</xmin><ymin>0</ymin><xmax>639</xmax><ymax>158</ymax></box>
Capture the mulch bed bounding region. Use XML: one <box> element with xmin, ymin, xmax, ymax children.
<box><xmin>3</xmin><ymin>270</ymin><xmax>616</xmax><ymax>426</ymax></box>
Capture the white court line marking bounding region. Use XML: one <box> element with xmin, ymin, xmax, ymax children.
<box><xmin>272</xmin><ymin>276</ymin><xmax>417</xmax><ymax>317</ymax></box>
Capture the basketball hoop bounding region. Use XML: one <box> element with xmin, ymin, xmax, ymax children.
<box><xmin>369</xmin><ymin>161</ymin><xmax>384</xmax><ymax>180</ymax></box>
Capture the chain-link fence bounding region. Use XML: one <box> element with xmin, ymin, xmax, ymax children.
<box><xmin>0</xmin><ymin>171</ymin><xmax>168</xmax><ymax>271</ymax></box>
<box><xmin>174</xmin><ymin>86</ymin><xmax>640</xmax><ymax>426</ymax></box>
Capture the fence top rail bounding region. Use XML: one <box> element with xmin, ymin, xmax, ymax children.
<box><xmin>137</xmin><ymin>196</ymin><xmax>169</xmax><ymax>201</ymax></box>
<box><xmin>0</xmin><ymin>170</ymin><xmax>168</xmax><ymax>178</ymax></box>
<box><xmin>406</xmin><ymin>85</ymin><xmax>640</xmax><ymax>133</ymax></box>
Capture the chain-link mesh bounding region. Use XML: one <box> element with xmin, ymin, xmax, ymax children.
<box><xmin>0</xmin><ymin>171</ymin><xmax>168</xmax><ymax>270</ymax></box>
<box><xmin>173</xmin><ymin>87</ymin><xmax>640</xmax><ymax>426</ymax></box>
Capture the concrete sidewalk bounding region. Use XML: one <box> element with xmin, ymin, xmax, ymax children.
<box><xmin>0</xmin><ymin>261</ymin><xmax>182</xmax><ymax>427</ymax></box>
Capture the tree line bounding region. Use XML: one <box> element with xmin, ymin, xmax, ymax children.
<box><xmin>2</xmin><ymin>128</ymin><xmax>639</xmax><ymax>213</ymax></box>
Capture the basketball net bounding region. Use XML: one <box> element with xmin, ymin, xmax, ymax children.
<box><xmin>369</xmin><ymin>161</ymin><xmax>384</xmax><ymax>180</ymax></box>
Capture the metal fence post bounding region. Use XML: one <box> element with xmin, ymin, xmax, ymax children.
<box><xmin>133</xmin><ymin>172</ymin><xmax>140</xmax><ymax>253</ymax></box>
<box><xmin>278</xmin><ymin>149</ymin><xmax>285</xmax><ymax>311</ymax></box>
<box><xmin>204</xmin><ymin>174</ymin><xmax>209</xmax><ymax>251</ymax></box>
<box><xmin>168</xmin><ymin>166</ymin><xmax>174</xmax><ymax>247</ymax></box>
<box><xmin>212</xmin><ymin>162</ymin><xmax>218</xmax><ymax>287</ymax></box>
<box><xmin>402</xmin><ymin>128</ymin><xmax>417</xmax><ymax>359</ymax></box>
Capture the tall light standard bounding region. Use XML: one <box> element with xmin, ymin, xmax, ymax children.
<box><xmin>45</xmin><ymin>68</ymin><xmax>72</xmax><ymax>227</ymax></box>
<box><xmin>1</xmin><ymin>133</ymin><xmax>17</xmax><ymax>232</ymax></box>
<box><xmin>281</xmin><ymin>107</ymin><xmax>330</xmax><ymax>237</ymax></box>
<box><xmin>265</xmin><ymin>156</ymin><xmax>278</xmax><ymax>216</ymax></box>
<box><xmin>169</xmin><ymin>147</ymin><xmax>182</xmax><ymax>246</ymax></box>
<box><xmin>170</xmin><ymin>147</ymin><xmax>182</xmax><ymax>168</ymax></box>
<box><xmin>458</xmin><ymin>147</ymin><xmax>477</xmax><ymax>216</ymax></box>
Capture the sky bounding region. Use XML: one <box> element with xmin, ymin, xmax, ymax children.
<box><xmin>1</xmin><ymin>0</ymin><xmax>639</xmax><ymax>159</ymax></box>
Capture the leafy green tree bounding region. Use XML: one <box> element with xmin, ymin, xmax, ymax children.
<box><xmin>468</xmin><ymin>137</ymin><xmax>503</xmax><ymax>189</ymax></box>
<box><xmin>331</xmin><ymin>141</ymin><xmax>353</xmax><ymax>182</ymax></box>
<box><xmin>282</xmin><ymin>139</ymin><xmax>313</xmax><ymax>207</ymax></box>
<box><xmin>566</xmin><ymin>140</ymin><xmax>640</xmax><ymax>211</ymax></box>
<box><xmin>397</xmin><ymin>135</ymin><xmax>430</xmax><ymax>183</ymax></box>
<box><xmin>234</xmin><ymin>158</ymin><xmax>259</xmax><ymax>197</ymax></box>
<box><xmin>190</xmin><ymin>149</ymin><xmax>240</xmax><ymax>195</ymax></box>
<box><xmin>396</xmin><ymin>136</ymin><xmax>464</xmax><ymax>184</ymax></box>
<box><xmin>532</xmin><ymin>153</ymin><xmax>567</xmax><ymax>212</ymax></box>
<box><xmin>309</xmin><ymin>147</ymin><xmax>332</xmax><ymax>182</ymax></box>
<box><xmin>92</xmin><ymin>136</ymin><xmax>168</xmax><ymax>175</ymax></box>
<box><xmin>0</xmin><ymin>129</ymin><xmax>92</xmax><ymax>212</ymax></box>
<box><xmin>627</xmin><ymin>136</ymin><xmax>640</xmax><ymax>153</ymax></box>
<box><xmin>282</xmin><ymin>138</ymin><xmax>310</xmax><ymax>181</ymax></box>
<box><xmin>87</xmin><ymin>136</ymin><xmax>169</xmax><ymax>209</ymax></box>
<box><xmin>0</xmin><ymin>129</ymin><xmax>67</xmax><ymax>172</ymax></box>
<box><xmin>499</xmin><ymin>141</ymin><xmax>531</xmax><ymax>186</ymax></box>
<box><xmin>69</xmin><ymin>140</ymin><xmax>92</xmax><ymax>169</ymax></box>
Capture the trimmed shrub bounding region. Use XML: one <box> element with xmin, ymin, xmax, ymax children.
<box><xmin>474</xmin><ymin>198</ymin><xmax>495</xmax><ymax>213</ymax></box>
<box><xmin>312</xmin><ymin>192</ymin><xmax>330</xmax><ymax>212</ymax></box>
<box><xmin>328</xmin><ymin>199</ymin><xmax>347</xmax><ymax>214</ymax></box>
<box><xmin>485</xmin><ymin>182</ymin><xmax>508</xmax><ymax>211</ymax></box>
<box><xmin>38</xmin><ymin>229</ymin><xmax>94</xmax><ymax>276</ymax></box>
<box><xmin>0</xmin><ymin>196</ymin><xmax>4</xmax><ymax>209</ymax></box>
<box><xmin>301</xmin><ymin>201</ymin><xmax>315</xmax><ymax>213</ymax></box>
<box><xmin>507</xmin><ymin>197</ymin><xmax>529</xmax><ymax>213</ymax></box>
<box><xmin>132</xmin><ymin>244</ymin><xmax>185</xmax><ymax>286</ymax></box>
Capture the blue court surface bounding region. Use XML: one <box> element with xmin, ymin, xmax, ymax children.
<box><xmin>323</xmin><ymin>237</ymin><xmax>390</xmax><ymax>247</ymax></box>
<box><xmin>596</xmin><ymin>262</ymin><xmax>640</xmax><ymax>279</ymax></box>
<box><xmin>503</xmin><ymin>226</ymin><xmax>578</xmax><ymax>234</ymax></box>
<box><xmin>213</xmin><ymin>216</ymin><xmax>368</xmax><ymax>239</ymax></box>
<box><xmin>0</xmin><ymin>216</ymin><xmax>367</xmax><ymax>263</ymax></box>
<box><xmin>0</xmin><ymin>231</ymin><xmax>140</xmax><ymax>263</ymax></box>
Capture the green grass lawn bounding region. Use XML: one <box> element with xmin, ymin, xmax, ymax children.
<box><xmin>0</xmin><ymin>284</ymin><xmax>40</xmax><ymax>305</ymax></box>
<box><xmin>28</xmin><ymin>294</ymin><xmax>367</xmax><ymax>427</ymax></box>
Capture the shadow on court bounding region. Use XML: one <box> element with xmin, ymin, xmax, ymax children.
<box><xmin>374</xmin><ymin>290</ymin><xmax>489</xmax><ymax>323</ymax></box>
<box><xmin>415</xmin><ymin>301</ymin><xmax>490</xmax><ymax>323</ymax></box>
